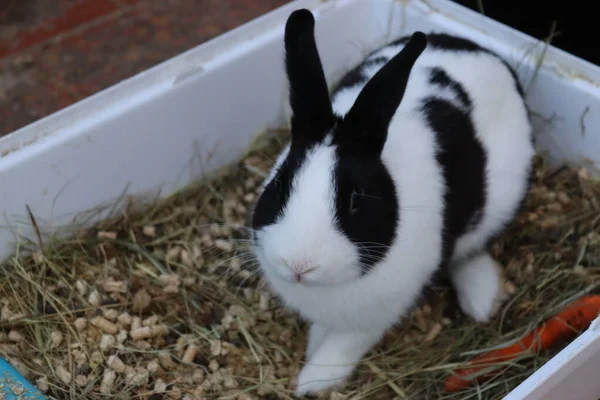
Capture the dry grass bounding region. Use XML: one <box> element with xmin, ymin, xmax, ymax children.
<box><xmin>0</xmin><ymin>129</ymin><xmax>599</xmax><ymax>400</ymax></box>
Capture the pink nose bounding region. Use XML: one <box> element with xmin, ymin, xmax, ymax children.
<box><xmin>288</xmin><ymin>260</ymin><xmax>317</xmax><ymax>282</ymax></box>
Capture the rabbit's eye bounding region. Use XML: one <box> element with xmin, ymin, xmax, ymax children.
<box><xmin>349</xmin><ymin>189</ymin><xmax>361</xmax><ymax>215</ymax></box>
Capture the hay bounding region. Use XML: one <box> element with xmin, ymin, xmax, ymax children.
<box><xmin>0</xmin><ymin>128</ymin><xmax>599</xmax><ymax>400</ymax></box>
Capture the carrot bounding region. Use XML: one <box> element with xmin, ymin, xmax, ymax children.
<box><xmin>444</xmin><ymin>295</ymin><xmax>600</xmax><ymax>393</ymax></box>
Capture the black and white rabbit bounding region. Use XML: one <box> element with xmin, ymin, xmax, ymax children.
<box><xmin>251</xmin><ymin>8</ymin><xmax>534</xmax><ymax>396</ymax></box>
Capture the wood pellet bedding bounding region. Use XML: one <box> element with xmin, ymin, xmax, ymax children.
<box><xmin>0</xmin><ymin>129</ymin><xmax>599</xmax><ymax>400</ymax></box>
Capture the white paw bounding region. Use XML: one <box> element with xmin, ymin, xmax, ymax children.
<box><xmin>295</xmin><ymin>363</ymin><xmax>351</xmax><ymax>397</ymax></box>
<box><xmin>451</xmin><ymin>253</ymin><xmax>507</xmax><ymax>323</ymax></box>
<box><xmin>295</xmin><ymin>329</ymin><xmax>382</xmax><ymax>397</ymax></box>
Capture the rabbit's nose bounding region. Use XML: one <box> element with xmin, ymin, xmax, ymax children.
<box><xmin>288</xmin><ymin>260</ymin><xmax>317</xmax><ymax>282</ymax></box>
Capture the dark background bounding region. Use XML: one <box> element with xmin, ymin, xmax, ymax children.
<box><xmin>451</xmin><ymin>0</ymin><xmax>597</xmax><ymax>65</ymax></box>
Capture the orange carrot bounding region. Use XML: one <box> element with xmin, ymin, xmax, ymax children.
<box><xmin>444</xmin><ymin>295</ymin><xmax>600</xmax><ymax>393</ymax></box>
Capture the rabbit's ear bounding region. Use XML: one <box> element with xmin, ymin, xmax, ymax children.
<box><xmin>284</xmin><ymin>9</ymin><xmax>335</xmax><ymax>143</ymax></box>
<box><xmin>338</xmin><ymin>32</ymin><xmax>427</xmax><ymax>158</ymax></box>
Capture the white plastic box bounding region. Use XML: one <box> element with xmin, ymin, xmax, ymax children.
<box><xmin>1</xmin><ymin>0</ymin><xmax>599</xmax><ymax>398</ymax></box>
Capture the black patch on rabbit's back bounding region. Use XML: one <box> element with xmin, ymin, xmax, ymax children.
<box><xmin>429</xmin><ymin>67</ymin><xmax>472</xmax><ymax>109</ymax></box>
<box><xmin>331</xmin><ymin>56</ymin><xmax>389</xmax><ymax>94</ymax></box>
<box><xmin>426</xmin><ymin>66</ymin><xmax>485</xmax><ymax>236</ymax></box>
<box><xmin>420</xmin><ymin>95</ymin><xmax>487</xmax><ymax>267</ymax></box>
<box><xmin>392</xmin><ymin>32</ymin><xmax>482</xmax><ymax>52</ymax></box>
<box><xmin>393</xmin><ymin>33</ymin><xmax>525</xmax><ymax>98</ymax></box>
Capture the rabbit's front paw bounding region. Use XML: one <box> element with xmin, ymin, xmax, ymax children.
<box><xmin>295</xmin><ymin>362</ymin><xmax>350</xmax><ymax>397</ymax></box>
<box><xmin>294</xmin><ymin>329</ymin><xmax>382</xmax><ymax>397</ymax></box>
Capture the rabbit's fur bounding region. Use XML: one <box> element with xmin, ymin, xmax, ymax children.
<box><xmin>250</xmin><ymin>9</ymin><xmax>534</xmax><ymax>396</ymax></box>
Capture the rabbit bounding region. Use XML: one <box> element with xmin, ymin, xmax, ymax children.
<box><xmin>250</xmin><ymin>8</ymin><xmax>535</xmax><ymax>397</ymax></box>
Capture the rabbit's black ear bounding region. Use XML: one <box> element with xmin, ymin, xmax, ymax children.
<box><xmin>338</xmin><ymin>32</ymin><xmax>427</xmax><ymax>157</ymax></box>
<box><xmin>284</xmin><ymin>9</ymin><xmax>335</xmax><ymax>143</ymax></box>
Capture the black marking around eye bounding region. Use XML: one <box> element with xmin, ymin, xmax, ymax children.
<box><xmin>333</xmin><ymin>153</ymin><xmax>399</xmax><ymax>275</ymax></box>
<box><xmin>251</xmin><ymin>144</ymin><xmax>311</xmax><ymax>232</ymax></box>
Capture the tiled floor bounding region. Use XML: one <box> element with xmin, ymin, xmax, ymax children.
<box><xmin>0</xmin><ymin>0</ymin><xmax>290</xmax><ymax>137</ymax></box>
